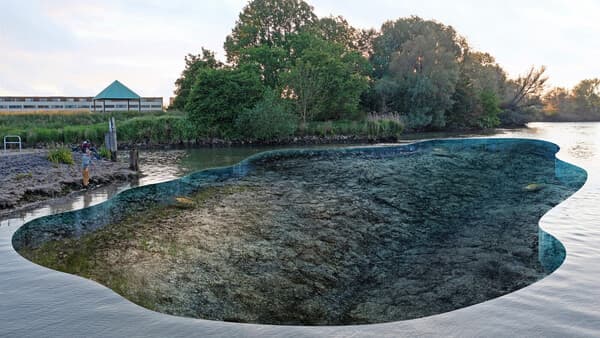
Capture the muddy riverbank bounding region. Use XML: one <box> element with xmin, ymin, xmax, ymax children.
<box><xmin>0</xmin><ymin>151</ymin><xmax>137</xmax><ymax>213</ymax></box>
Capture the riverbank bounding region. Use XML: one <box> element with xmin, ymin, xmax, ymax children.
<box><xmin>0</xmin><ymin>151</ymin><xmax>138</xmax><ymax>213</ymax></box>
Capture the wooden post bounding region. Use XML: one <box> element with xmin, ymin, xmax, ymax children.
<box><xmin>108</xmin><ymin>117</ymin><xmax>118</xmax><ymax>162</ymax></box>
<box><xmin>129</xmin><ymin>148</ymin><xmax>139</xmax><ymax>171</ymax></box>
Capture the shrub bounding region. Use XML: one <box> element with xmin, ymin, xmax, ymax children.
<box><xmin>235</xmin><ymin>90</ymin><xmax>297</xmax><ymax>141</ymax></box>
<box><xmin>98</xmin><ymin>146</ymin><xmax>110</xmax><ymax>159</ymax></box>
<box><xmin>48</xmin><ymin>148</ymin><xmax>74</xmax><ymax>165</ymax></box>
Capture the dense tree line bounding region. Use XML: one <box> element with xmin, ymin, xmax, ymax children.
<box><xmin>541</xmin><ymin>79</ymin><xmax>600</xmax><ymax>121</ymax></box>
<box><xmin>172</xmin><ymin>0</ymin><xmax>552</xmax><ymax>140</ymax></box>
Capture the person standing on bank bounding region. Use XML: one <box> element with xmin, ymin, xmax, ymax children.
<box><xmin>82</xmin><ymin>147</ymin><xmax>94</xmax><ymax>188</ymax></box>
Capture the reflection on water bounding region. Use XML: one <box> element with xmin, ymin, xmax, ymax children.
<box><xmin>501</xmin><ymin>122</ymin><xmax>600</xmax><ymax>167</ymax></box>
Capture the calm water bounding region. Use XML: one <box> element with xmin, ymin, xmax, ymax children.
<box><xmin>2</xmin><ymin>122</ymin><xmax>600</xmax><ymax>337</ymax></box>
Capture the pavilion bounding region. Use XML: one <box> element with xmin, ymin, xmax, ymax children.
<box><xmin>93</xmin><ymin>80</ymin><xmax>141</xmax><ymax>113</ymax></box>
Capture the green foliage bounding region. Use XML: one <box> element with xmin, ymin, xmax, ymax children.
<box><xmin>0</xmin><ymin>111</ymin><xmax>190</xmax><ymax>145</ymax></box>
<box><xmin>48</xmin><ymin>148</ymin><xmax>74</xmax><ymax>165</ymax></box>
<box><xmin>119</xmin><ymin>115</ymin><xmax>193</xmax><ymax>144</ymax></box>
<box><xmin>98</xmin><ymin>146</ymin><xmax>110</xmax><ymax>159</ymax></box>
<box><xmin>372</xmin><ymin>17</ymin><xmax>462</xmax><ymax>130</ymax></box>
<box><xmin>172</xmin><ymin>49</ymin><xmax>223</xmax><ymax>110</ymax></box>
<box><xmin>367</xmin><ymin>113</ymin><xmax>404</xmax><ymax>138</ymax></box>
<box><xmin>478</xmin><ymin>90</ymin><xmax>501</xmax><ymax>128</ymax></box>
<box><xmin>301</xmin><ymin>115</ymin><xmax>403</xmax><ymax>139</ymax></box>
<box><xmin>235</xmin><ymin>89</ymin><xmax>297</xmax><ymax>140</ymax></box>
<box><xmin>185</xmin><ymin>66</ymin><xmax>265</xmax><ymax>138</ymax></box>
<box><xmin>284</xmin><ymin>33</ymin><xmax>369</xmax><ymax>123</ymax></box>
<box><xmin>224</xmin><ymin>0</ymin><xmax>317</xmax><ymax>64</ymax></box>
<box><xmin>303</xmin><ymin>120</ymin><xmax>366</xmax><ymax>136</ymax></box>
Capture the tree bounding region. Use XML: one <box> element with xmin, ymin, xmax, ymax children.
<box><xmin>373</xmin><ymin>18</ymin><xmax>463</xmax><ymax>129</ymax></box>
<box><xmin>283</xmin><ymin>33</ymin><xmax>369</xmax><ymax>124</ymax></box>
<box><xmin>504</xmin><ymin>65</ymin><xmax>548</xmax><ymax>110</ymax></box>
<box><xmin>237</xmin><ymin>44</ymin><xmax>289</xmax><ymax>88</ymax></box>
<box><xmin>371</xmin><ymin>16</ymin><xmax>462</xmax><ymax>79</ymax></box>
<box><xmin>172</xmin><ymin>48</ymin><xmax>222</xmax><ymax>110</ymax></box>
<box><xmin>185</xmin><ymin>65</ymin><xmax>265</xmax><ymax>138</ymax></box>
<box><xmin>224</xmin><ymin>0</ymin><xmax>316</xmax><ymax>64</ymax></box>
<box><xmin>543</xmin><ymin>87</ymin><xmax>572</xmax><ymax>117</ymax></box>
<box><xmin>309</xmin><ymin>16</ymin><xmax>360</xmax><ymax>51</ymax></box>
<box><xmin>572</xmin><ymin>79</ymin><xmax>600</xmax><ymax>115</ymax></box>
<box><xmin>448</xmin><ymin>51</ymin><xmax>506</xmax><ymax>128</ymax></box>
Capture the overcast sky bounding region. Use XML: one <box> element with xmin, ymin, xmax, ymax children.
<box><xmin>1</xmin><ymin>0</ymin><xmax>599</xmax><ymax>102</ymax></box>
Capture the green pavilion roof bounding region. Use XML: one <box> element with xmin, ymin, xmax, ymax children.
<box><xmin>94</xmin><ymin>80</ymin><xmax>141</xmax><ymax>100</ymax></box>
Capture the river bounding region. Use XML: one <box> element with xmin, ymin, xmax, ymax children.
<box><xmin>1</xmin><ymin>122</ymin><xmax>599</xmax><ymax>337</ymax></box>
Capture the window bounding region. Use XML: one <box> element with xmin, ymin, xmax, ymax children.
<box><xmin>37</xmin><ymin>105</ymin><xmax>49</xmax><ymax>108</ymax></box>
<box><xmin>104</xmin><ymin>105</ymin><xmax>115</xmax><ymax>108</ymax></box>
<box><xmin>24</xmin><ymin>105</ymin><xmax>36</xmax><ymax>109</ymax></box>
<box><xmin>25</xmin><ymin>98</ymin><xmax>33</xmax><ymax>102</ymax></box>
<box><xmin>0</xmin><ymin>105</ymin><xmax>6</xmax><ymax>109</ymax></box>
<box><xmin>9</xmin><ymin>105</ymin><xmax>21</xmax><ymax>109</ymax></box>
<box><xmin>52</xmin><ymin>105</ymin><xmax>64</xmax><ymax>109</ymax></box>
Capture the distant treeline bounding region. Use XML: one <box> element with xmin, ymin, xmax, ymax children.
<box><xmin>170</xmin><ymin>0</ymin><xmax>566</xmax><ymax>141</ymax></box>
<box><xmin>541</xmin><ymin>79</ymin><xmax>600</xmax><ymax>122</ymax></box>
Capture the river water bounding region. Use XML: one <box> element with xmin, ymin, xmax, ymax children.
<box><xmin>1</xmin><ymin>122</ymin><xmax>599</xmax><ymax>337</ymax></box>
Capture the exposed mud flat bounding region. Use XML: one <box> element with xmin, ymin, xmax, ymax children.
<box><xmin>19</xmin><ymin>142</ymin><xmax>586</xmax><ymax>325</ymax></box>
<box><xmin>0</xmin><ymin>151</ymin><xmax>137</xmax><ymax>213</ymax></box>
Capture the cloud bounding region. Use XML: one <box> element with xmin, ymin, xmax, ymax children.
<box><xmin>0</xmin><ymin>0</ymin><xmax>598</xmax><ymax>101</ymax></box>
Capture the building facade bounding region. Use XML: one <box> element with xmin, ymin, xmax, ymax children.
<box><xmin>0</xmin><ymin>97</ymin><xmax>163</xmax><ymax>112</ymax></box>
<box><xmin>0</xmin><ymin>81</ymin><xmax>163</xmax><ymax>112</ymax></box>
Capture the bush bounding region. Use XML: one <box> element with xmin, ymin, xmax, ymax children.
<box><xmin>98</xmin><ymin>146</ymin><xmax>110</xmax><ymax>159</ymax></box>
<box><xmin>235</xmin><ymin>90</ymin><xmax>297</xmax><ymax>140</ymax></box>
<box><xmin>48</xmin><ymin>148</ymin><xmax>74</xmax><ymax>165</ymax></box>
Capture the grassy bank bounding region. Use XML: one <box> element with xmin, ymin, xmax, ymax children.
<box><xmin>0</xmin><ymin>111</ymin><xmax>189</xmax><ymax>145</ymax></box>
<box><xmin>0</xmin><ymin>111</ymin><xmax>403</xmax><ymax>146</ymax></box>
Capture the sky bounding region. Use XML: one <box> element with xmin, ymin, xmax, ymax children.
<box><xmin>1</xmin><ymin>0</ymin><xmax>599</xmax><ymax>103</ymax></box>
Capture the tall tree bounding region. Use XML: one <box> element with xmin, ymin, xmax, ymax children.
<box><xmin>373</xmin><ymin>18</ymin><xmax>463</xmax><ymax>129</ymax></box>
<box><xmin>504</xmin><ymin>65</ymin><xmax>548</xmax><ymax>110</ymax></box>
<box><xmin>185</xmin><ymin>65</ymin><xmax>265</xmax><ymax>138</ymax></box>
<box><xmin>224</xmin><ymin>0</ymin><xmax>317</xmax><ymax>64</ymax></box>
<box><xmin>283</xmin><ymin>33</ymin><xmax>369</xmax><ymax>123</ymax></box>
<box><xmin>448</xmin><ymin>51</ymin><xmax>506</xmax><ymax>128</ymax></box>
<box><xmin>172</xmin><ymin>48</ymin><xmax>222</xmax><ymax>110</ymax></box>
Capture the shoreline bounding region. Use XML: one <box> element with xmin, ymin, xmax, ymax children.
<box><xmin>0</xmin><ymin>150</ymin><xmax>138</xmax><ymax>215</ymax></box>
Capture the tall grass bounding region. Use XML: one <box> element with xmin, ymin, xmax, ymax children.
<box><xmin>0</xmin><ymin>111</ymin><xmax>188</xmax><ymax>145</ymax></box>
<box><xmin>303</xmin><ymin>115</ymin><xmax>404</xmax><ymax>139</ymax></box>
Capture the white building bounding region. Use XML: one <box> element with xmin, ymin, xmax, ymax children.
<box><xmin>0</xmin><ymin>80</ymin><xmax>163</xmax><ymax>112</ymax></box>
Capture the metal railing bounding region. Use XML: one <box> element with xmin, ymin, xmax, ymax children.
<box><xmin>4</xmin><ymin>135</ymin><xmax>22</xmax><ymax>153</ymax></box>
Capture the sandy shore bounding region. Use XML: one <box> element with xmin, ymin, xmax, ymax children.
<box><xmin>0</xmin><ymin>150</ymin><xmax>138</xmax><ymax>212</ymax></box>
